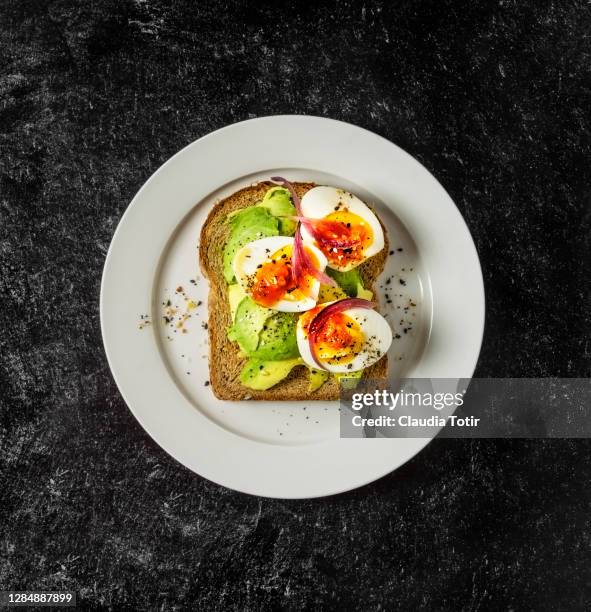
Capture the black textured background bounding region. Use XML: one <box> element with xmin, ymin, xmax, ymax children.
<box><xmin>1</xmin><ymin>1</ymin><xmax>591</xmax><ymax>610</ymax></box>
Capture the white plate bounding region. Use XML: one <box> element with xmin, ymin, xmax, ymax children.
<box><xmin>101</xmin><ymin>116</ymin><xmax>484</xmax><ymax>498</ymax></box>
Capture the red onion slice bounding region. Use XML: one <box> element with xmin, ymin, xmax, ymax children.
<box><xmin>307</xmin><ymin>298</ymin><xmax>377</xmax><ymax>369</ymax></box>
<box><xmin>269</xmin><ymin>176</ymin><xmax>338</xmax><ymax>287</ymax></box>
<box><xmin>293</xmin><ymin>225</ymin><xmax>337</xmax><ymax>288</ymax></box>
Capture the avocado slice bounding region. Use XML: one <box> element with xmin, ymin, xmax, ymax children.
<box><xmin>240</xmin><ymin>357</ymin><xmax>303</xmax><ymax>391</ymax></box>
<box><xmin>227</xmin><ymin>297</ymin><xmax>299</xmax><ymax>360</ymax></box>
<box><xmin>228</xmin><ymin>284</ymin><xmax>247</xmax><ymax>321</ymax></box>
<box><xmin>227</xmin><ymin>297</ymin><xmax>274</xmax><ymax>354</ymax></box>
<box><xmin>326</xmin><ymin>268</ymin><xmax>363</xmax><ymax>297</ymax></box>
<box><xmin>334</xmin><ymin>370</ymin><xmax>364</xmax><ymax>389</ymax></box>
<box><xmin>308</xmin><ymin>368</ymin><xmax>330</xmax><ymax>392</ymax></box>
<box><xmin>257</xmin><ymin>187</ymin><xmax>297</xmax><ymax>236</ymax></box>
<box><xmin>356</xmin><ymin>283</ymin><xmax>373</xmax><ymax>301</ymax></box>
<box><xmin>223</xmin><ymin>206</ymin><xmax>279</xmax><ymax>283</ymax></box>
<box><xmin>318</xmin><ymin>283</ymin><xmax>348</xmax><ymax>304</ymax></box>
<box><xmin>249</xmin><ymin>312</ymin><xmax>299</xmax><ymax>360</ymax></box>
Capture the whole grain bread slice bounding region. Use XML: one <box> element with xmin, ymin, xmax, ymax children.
<box><xmin>199</xmin><ymin>181</ymin><xmax>389</xmax><ymax>401</ymax></box>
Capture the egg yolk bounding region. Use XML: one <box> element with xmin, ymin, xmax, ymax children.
<box><xmin>312</xmin><ymin>210</ymin><xmax>374</xmax><ymax>267</ymax></box>
<box><xmin>301</xmin><ymin>307</ymin><xmax>365</xmax><ymax>365</ymax></box>
<box><xmin>250</xmin><ymin>245</ymin><xmax>317</xmax><ymax>308</ymax></box>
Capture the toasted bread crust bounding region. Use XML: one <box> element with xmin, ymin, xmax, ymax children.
<box><xmin>199</xmin><ymin>181</ymin><xmax>388</xmax><ymax>400</ymax></box>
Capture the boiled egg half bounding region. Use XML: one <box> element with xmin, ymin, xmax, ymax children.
<box><xmin>233</xmin><ymin>236</ymin><xmax>328</xmax><ymax>312</ymax></box>
<box><xmin>299</xmin><ymin>186</ymin><xmax>385</xmax><ymax>272</ymax></box>
<box><xmin>296</xmin><ymin>301</ymin><xmax>393</xmax><ymax>373</ymax></box>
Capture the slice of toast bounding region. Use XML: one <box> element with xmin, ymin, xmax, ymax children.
<box><xmin>199</xmin><ymin>181</ymin><xmax>389</xmax><ymax>401</ymax></box>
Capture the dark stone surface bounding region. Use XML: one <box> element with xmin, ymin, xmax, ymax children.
<box><xmin>1</xmin><ymin>0</ymin><xmax>590</xmax><ymax>609</ymax></box>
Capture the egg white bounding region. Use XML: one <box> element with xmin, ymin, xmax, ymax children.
<box><xmin>233</xmin><ymin>236</ymin><xmax>328</xmax><ymax>312</ymax></box>
<box><xmin>296</xmin><ymin>304</ymin><xmax>393</xmax><ymax>373</ymax></box>
<box><xmin>299</xmin><ymin>186</ymin><xmax>385</xmax><ymax>272</ymax></box>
